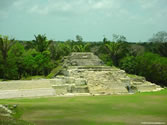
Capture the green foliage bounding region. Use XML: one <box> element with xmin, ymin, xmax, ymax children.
<box><xmin>7</xmin><ymin>42</ymin><xmax>25</xmax><ymax>79</ymax></box>
<box><xmin>33</xmin><ymin>34</ymin><xmax>51</xmax><ymax>52</ymax></box>
<box><xmin>135</xmin><ymin>52</ymin><xmax>167</xmax><ymax>86</ymax></box>
<box><xmin>23</xmin><ymin>49</ymin><xmax>54</xmax><ymax>76</ymax></box>
<box><xmin>120</xmin><ymin>53</ymin><xmax>167</xmax><ymax>86</ymax></box>
<box><xmin>98</xmin><ymin>53</ymin><xmax>113</xmax><ymax>66</ymax></box>
<box><xmin>119</xmin><ymin>56</ymin><xmax>137</xmax><ymax>74</ymax></box>
<box><xmin>104</xmin><ymin>41</ymin><xmax>129</xmax><ymax>66</ymax></box>
<box><xmin>47</xmin><ymin>65</ymin><xmax>63</xmax><ymax>78</ymax></box>
<box><xmin>0</xmin><ymin>36</ymin><xmax>17</xmax><ymax>79</ymax></box>
<box><xmin>72</xmin><ymin>43</ymin><xmax>91</xmax><ymax>52</ymax></box>
<box><xmin>0</xmin><ymin>35</ymin><xmax>15</xmax><ymax>62</ymax></box>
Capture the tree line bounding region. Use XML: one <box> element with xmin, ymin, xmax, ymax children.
<box><xmin>0</xmin><ymin>31</ymin><xmax>167</xmax><ymax>86</ymax></box>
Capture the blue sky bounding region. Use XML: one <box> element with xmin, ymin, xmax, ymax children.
<box><xmin>0</xmin><ymin>0</ymin><xmax>167</xmax><ymax>42</ymax></box>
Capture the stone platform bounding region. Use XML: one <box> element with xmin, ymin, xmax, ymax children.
<box><xmin>51</xmin><ymin>52</ymin><xmax>162</xmax><ymax>95</ymax></box>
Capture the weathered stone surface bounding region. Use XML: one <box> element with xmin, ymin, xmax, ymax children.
<box><xmin>129</xmin><ymin>75</ymin><xmax>162</xmax><ymax>92</ymax></box>
<box><xmin>53</xmin><ymin>52</ymin><xmax>163</xmax><ymax>94</ymax></box>
<box><xmin>71</xmin><ymin>85</ymin><xmax>89</xmax><ymax>93</ymax></box>
<box><xmin>0</xmin><ymin>88</ymin><xmax>55</xmax><ymax>99</ymax></box>
<box><xmin>0</xmin><ymin>79</ymin><xmax>52</xmax><ymax>90</ymax></box>
<box><xmin>52</xmin><ymin>85</ymin><xmax>68</xmax><ymax>95</ymax></box>
<box><xmin>63</xmin><ymin>52</ymin><xmax>103</xmax><ymax>67</ymax></box>
<box><xmin>0</xmin><ymin>80</ymin><xmax>55</xmax><ymax>99</ymax></box>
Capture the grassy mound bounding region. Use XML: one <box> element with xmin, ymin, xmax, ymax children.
<box><xmin>47</xmin><ymin>65</ymin><xmax>63</xmax><ymax>79</ymax></box>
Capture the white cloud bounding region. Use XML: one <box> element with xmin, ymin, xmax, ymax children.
<box><xmin>28</xmin><ymin>1</ymin><xmax>77</xmax><ymax>15</ymax></box>
<box><xmin>1</xmin><ymin>0</ymin><xmax>166</xmax><ymax>25</ymax></box>
<box><xmin>26</xmin><ymin>0</ymin><xmax>122</xmax><ymax>16</ymax></box>
<box><xmin>139</xmin><ymin>0</ymin><xmax>158</xmax><ymax>9</ymax></box>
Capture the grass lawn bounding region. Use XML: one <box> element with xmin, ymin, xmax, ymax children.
<box><xmin>0</xmin><ymin>90</ymin><xmax>167</xmax><ymax>125</ymax></box>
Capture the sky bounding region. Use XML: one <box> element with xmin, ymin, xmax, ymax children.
<box><xmin>0</xmin><ymin>0</ymin><xmax>167</xmax><ymax>42</ymax></box>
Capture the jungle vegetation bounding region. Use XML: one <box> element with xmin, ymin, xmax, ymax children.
<box><xmin>0</xmin><ymin>31</ymin><xmax>167</xmax><ymax>87</ymax></box>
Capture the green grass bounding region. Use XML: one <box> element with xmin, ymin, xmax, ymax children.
<box><xmin>0</xmin><ymin>89</ymin><xmax>167</xmax><ymax>125</ymax></box>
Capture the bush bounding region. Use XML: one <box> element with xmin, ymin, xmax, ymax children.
<box><xmin>119</xmin><ymin>56</ymin><xmax>137</xmax><ymax>74</ymax></box>
<box><xmin>135</xmin><ymin>52</ymin><xmax>167</xmax><ymax>86</ymax></box>
<box><xmin>120</xmin><ymin>53</ymin><xmax>167</xmax><ymax>86</ymax></box>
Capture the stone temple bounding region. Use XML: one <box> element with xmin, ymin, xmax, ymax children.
<box><xmin>51</xmin><ymin>52</ymin><xmax>162</xmax><ymax>95</ymax></box>
<box><xmin>0</xmin><ymin>52</ymin><xmax>163</xmax><ymax>99</ymax></box>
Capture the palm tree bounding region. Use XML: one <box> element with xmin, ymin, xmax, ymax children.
<box><xmin>72</xmin><ymin>43</ymin><xmax>90</xmax><ymax>52</ymax></box>
<box><xmin>104</xmin><ymin>41</ymin><xmax>128</xmax><ymax>66</ymax></box>
<box><xmin>0</xmin><ymin>35</ymin><xmax>15</xmax><ymax>64</ymax></box>
<box><xmin>33</xmin><ymin>34</ymin><xmax>52</xmax><ymax>52</ymax></box>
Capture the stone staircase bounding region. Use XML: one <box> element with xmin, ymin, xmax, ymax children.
<box><xmin>129</xmin><ymin>76</ymin><xmax>162</xmax><ymax>92</ymax></box>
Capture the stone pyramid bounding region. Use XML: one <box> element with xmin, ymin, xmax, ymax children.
<box><xmin>51</xmin><ymin>52</ymin><xmax>162</xmax><ymax>95</ymax></box>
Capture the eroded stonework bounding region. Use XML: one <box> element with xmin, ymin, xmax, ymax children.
<box><xmin>51</xmin><ymin>52</ymin><xmax>162</xmax><ymax>95</ymax></box>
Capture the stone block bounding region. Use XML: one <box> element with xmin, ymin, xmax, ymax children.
<box><xmin>136</xmin><ymin>85</ymin><xmax>157</xmax><ymax>92</ymax></box>
<box><xmin>52</xmin><ymin>85</ymin><xmax>68</xmax><ymax>95</ymax></box>
<box><xmin>71</xmin><ymin>85</ymin><xmax>89</xmax><ymax>93</ymax></box>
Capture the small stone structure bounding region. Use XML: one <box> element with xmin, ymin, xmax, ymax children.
<box><xmin>0</xmin><ymin>52</ymin><xmax>163</xmax><ymax>99</ymax></box>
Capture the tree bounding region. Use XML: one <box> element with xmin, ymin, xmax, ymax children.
<box><xmin>157</xmin><ymin>42</ymin><xmax>167</xmax><ymax>57</ymax></box>
<box><xmin>32</xmin><ymin>34</ymin><xmax>52</xmax><ymax>52</ymax></box>
<box><xmin>119</xmin><ymin>56</ymin><xmax>137</xmax><ymax>74</ymax></box>
<box><xmin>72</xmin><ymin>43</ymin><xmax>90</xmax><ymax>52</ymax></box>
<box><xmin>0</xmin><ymin>35</ymin><xmax>16</xmax><ymax>79</ymax></box>
<box><xmin>0</xmin><ymin>35</ymin><xmax>15</xmax><ymax>64</ymax></box>
<box><xmin>135</xmin><ymin>52</ymin><xmax>167</xmax><ymax>86</ymax></box>
<box><xmin>22</xmin><ymin>49</ymin><xmax>53</xmax><ymax>76</ymax></box>
<box><xmin>8</xmin><ymin>42</ymin><xmax>25</xmax><ymax>79</ymax></box>
<box><xmin>103</xmin><ymin>36</ymin><xmax>109</xmax><ymax>44</ymax></box>
<box><xmin>149</xmin><ymin>31</ymin><xmax>167</xmax><ymax>43</ymax></box>
<box><xmin>0</xmin><ymin>51</ymin><xmax>3</xmax><ymax>78</ymax></box>
<box><xmin>76</xmin><ymin>35</ymin><xmax>83</xmax><ymax>43</ymax></box>
<box><xmin>145</xmin><ymin>31</ymin><xmax>167</xmax><ymax>57</ymax></box>
<box><xmin>104</xmin><ymin>41</ymin><xmax>129</xmax><ymax>66</ymax></box>
<box><xmin>112</xmin><ymin>34</ymin><xmax>127</xmax><ymax>42</ymax></box>
<box><xmin>129</xmin><ymin>44</ymin><xmax>145</xmax><ymax>56</ymax></box>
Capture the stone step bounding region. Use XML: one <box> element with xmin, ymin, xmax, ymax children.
<box><xmin>132</xmin><ymin>82</ymin><xmax>144</xmax><ymax>85</ymax></box>
<box><xmin>71</xmin><ymin>85</ymin><xmax>89</xmax><ymax>93</ymax></box>
<box><xmin>135</xmin><ymin>85</ymin><xmax>158</xmax><ymax>92</ymax></box>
